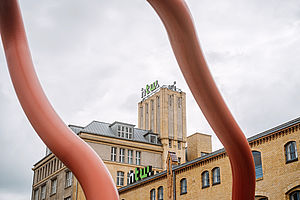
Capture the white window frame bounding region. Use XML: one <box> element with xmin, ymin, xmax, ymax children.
<box><xmin>285</xmin><ymin>141</ymin><xmax>298</xmax><ymax>162</ymax></box>
<box><xmin>117</xmin><ymin>171</ymin><xmax>124</xmax><ymax>186</ymax></box>
<box><xmin>65</xmin><ymin>171</ymin><xmax>73</xmax><ymax>188</ymax></box>
<box><xmin>120</xmin><ymin>148</ymin><xmax>125</xmax><ymax>163</ymax></box>
<box><xmin>212</xmin><ymin>167</ymin><xmax>220</xmax><ymax>184</ymax></box>
<box><xmin>136</xmin><ymin>151</ymin><xmax>141</xmax><ymax>165</ymax></box>
<box><xmin>128</xmin><ymin>150</ymin><xmax>133</xmax><ymax>164</ymax></box>
<box><xmin>111</xmin><ymin>147</ymin><xmax>117</xmax><ymax>161</ymax></box>
<box><xmin>129</xmin><ymin>128</ymin><xmax>133</xmax><ymax>139</ymax></box>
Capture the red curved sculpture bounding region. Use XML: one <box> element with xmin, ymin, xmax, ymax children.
<box><xmin>147</xmin><ymin>0</ymin><xmax>256</xmax><ymax>199</ymax></box>
<box><xmin>0</xmin><ymin>1</ymin><xmax>118</xmax><ymax>200</ymax></box>
<box><xmin>0</xmin><ymin>0</ymin><xmax>255</xmax><ymax>199</ymax></box>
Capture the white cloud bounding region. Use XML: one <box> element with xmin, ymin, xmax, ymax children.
<box><xmin>1</xmin><ymin>0</ymin><xmax>300</xmax><ymax>198</ymax></box>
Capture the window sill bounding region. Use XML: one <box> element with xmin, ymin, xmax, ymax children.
<box><xmin>202</xmin><ymin>185</ymin><xmax>210</xmax><ymax>189</ymax></box>
<box><xmin>286</xmin><ymin>158</ymin><xmax>298</xmax><ymax>164</ymax></box>
<box><xmin>50</xmin><ymin>193</ymin><xmax>56</xmax><ymax>197</ymax></box>
<box><xmin>65</xmin><ymin>185</ymin><xmax>72</xmax><ymax>189</ymax></box>
<box><xmin>212</xmin><ymin>182</ymin><xmax>220</xmax><ymax>186</ymax></box>
<box><xmin>180</xmin><ymin>192</ymin><xmax>187</xmax><ymax>195</ymax></box>
<box><xmin>256</xmin><ymin>177</ymin><xmax>263</xmax><ymax>182</ymax></box>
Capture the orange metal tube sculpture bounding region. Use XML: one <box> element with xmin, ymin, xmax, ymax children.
<box><xmin>147</xmin><ymin>0</ymin><xmax>256</xmax><ymax>199</ymax></box>
<box><xmin>0</xmin><ymin>0</ymin><xmax>255</xmax><ymax>199</ymax></box>
<box><xmin>0</xmin><ymin>1</ymin><xmax>118</xmax><ymax>200</ymax></box>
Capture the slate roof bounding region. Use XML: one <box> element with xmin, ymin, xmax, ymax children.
<box><xmin>69</xmin><ymin>121</ymin><xmax>161</xmax><ymax>146</ymax></box>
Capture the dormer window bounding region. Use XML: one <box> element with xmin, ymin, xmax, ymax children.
<box><xmin>115</xmin><ymin>124</ymin><xmax>133</xmax><ymax>139</ymax></box>
<box><xmin>150</xmin><ymin>135</ymin><xmax>157</xmax><ymax>144</ymax></box>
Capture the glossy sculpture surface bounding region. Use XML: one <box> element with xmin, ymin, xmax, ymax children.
<box><xmin>0</xmin><ymin>0</ymin><xmax>255</xmax><ymax>199</ymax></box>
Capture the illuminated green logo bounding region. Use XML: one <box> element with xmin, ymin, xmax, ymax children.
<box><xmin>128</xmin><ymin>166</ymin><xmax>154</xmax><ymax>184</ymax></box>
<box><xmin>141</xmin><ymin>80</ymin><xmax>159</xmax><ymax>99</ymax></box>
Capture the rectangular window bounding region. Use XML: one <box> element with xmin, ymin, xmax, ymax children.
<box><xmin>41</xmin><ymin>185</ymin><xmax>46</xmax><ymax>200</ymax></box>
<box><xmin>128</xmin><ymin>150</ymin><xmax>133</xmax><ymax>164</ymax></box>
<box><xmin>140</xmin><ymin>106</ymin><xmax>143</xmax><ymax>128</ymax></box>
<box><xmin>111</xmin><ymin>147</ymin><xmax>117</xmax><ymax>161</ymax></box>
<box><xmin>168</xmin><ymin>95</ymin><xmax>174</xmax><ymax>137</ymax></box>
<box><xmin>65</xmin><ymin>171</ymin><xmax>73</xmax><ymax>188</ymax></box>
<box><xmin>178</xmin><ymin>157</ymin><xmax>181</xmax><ymax>165</ymax></box>
<box><xmin>178</xmin><ymin>141</ymin><xmax>181</xmax><ymax>150</ymax></box>
<box><xmin>34</xmin><ymin>189</ymin><xmax>39</xmax><ymax>200</ymax></box>
<box><xmin>117</xmin><ymin>125</ymin><xmax>121</xmax><ymax>137</ymax></box>
<box><xmin>51</xmin><ymin>178</ymin><xmax>57</xmax><ymax>195</ymax></box>
<box><xmin>117</xmin><ymin>171</ymin><xmax>124</xmax><ymax>186</ymax></box>
<box><xmin>129</xmin><ymin>128</ymin><xmax>133</xmax><ymax>139</ymax></box>
<box><xmin>120</xmin><ymin>148</ymin><xmax>125</xmax><ymax>163</ymax></box>
<box><xmin>156</xmin><ymin>96</ymin><xmax>160</xmax><ymax>134</ymax></box>
<box><xmin>150</xmin><ymin>135</ymin><xmax>157</xmax><ymax>144</ymax></box>
<box><xmin>121</xmin><ymin>127</ymin><xmax>125</xmax><ymax>137</ymax></box>
<box><xmin>169</xmin><ymin>140</ymin><xmax>172</xmax><ymax>148</ymax></box>
<box><xmin>150</xmin><ymin>100</ymin><xmax>154</xmax><ymax>131</ymax></box>
<box><xmin>145</xmin><ymin>103</ymin><xmax>149</xmax><ymax>129</ymax></box>
<box><xmin>136</xmin><ymin>151</ymin><xmax>141</xmax><ymax>165</ymax></box>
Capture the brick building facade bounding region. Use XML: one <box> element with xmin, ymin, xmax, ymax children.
<box><xmin>31</xmin><ymin>82</ymin><xmax>299</xmax><ymax>200</ymax></box>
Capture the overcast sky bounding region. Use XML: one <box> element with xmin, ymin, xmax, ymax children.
<box><xmin>1</xmin><ymin>0</ymin><xmax>300</xmax><ymax>199</ymax></box>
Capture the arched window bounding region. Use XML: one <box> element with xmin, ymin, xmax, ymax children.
<box><xmin>202</xmin><ymin>171</ymin><xmax>209</xmax><ymax>188</ymax></box>
<box><xmin>290</xmin><ymin>190</ymin><xmax>300</xmax><ymax>200</ymax></box>
<box><xmin>180</xmin><ymin>178</ymin><xmax>187</xmax><ymax>194</ymax></box>
<box><xmin>285</xmin><ymin>141</ymin><xmax>298</xmax><ymax>163</ymax></box>
<box><xmin>150</xmin><ymin>189</ymin><xmax>156</xmax><ymax>200</ymax></box>
<box><xmin>212</xmin><ymin>167</ymin><xmax>220</xmax><ymax>185</ymax></box>
<box><xmin>252</xmin><ymin>151</ymin><xmax>263</xmax><ymax>179</ymax></box>
<box><xmin>158</xmin><ymin>186</ymin><xmax>163</xmax><ymax>200</ymax></box>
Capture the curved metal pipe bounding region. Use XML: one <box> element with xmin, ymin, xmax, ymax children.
<box><xmin>147</xmin><ymin>0</ymin><xmax>256</xmax><ymax>199</ymax></box>
<box><xmin>0</xmin><ymin>1</ymin><xmax>118</xmax><ymax>199</ymax></box>
<box><xmin>1</xmin><ymin>0</ymin><xmax>255</xmax><ymax>199</ymax></box>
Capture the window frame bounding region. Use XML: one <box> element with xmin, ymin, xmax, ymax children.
<box><xmin>136</xmin><ymin>151</ymin><xmax>141</xmax><ymax>165</ymax></box>
<box><xmin>120</xmin><ymin>148</ymin><xmax>125</xmax><ymax>163</ymax></box>
<box><xmin>117</xmin><ymin>171</ymin><xmax>124</xmax><ymax>186</ymax></box>
<box><xmin>111</xmin><ymin>147</ymin><xmax>117</xmax><ymax>162</ymax></box>
<box><xmin>178</xmin><ymin>141</ymin><xmax>181</xmax><ymax>150</ymax></box>
<box><xmin>201</xmin><ymin>171</ymin><xmax>210</xmax><ymax>188</ymax></box>
<box><xmin>180</xmin><ymin>178</ymin><xmax>187</xmax><ymax>195</ymax></box>
<box><xmin>150</xmin><ymin>188</ymin><xmax>156</xmax><ymax>200</ymax></box>
<box><xmin>290</xmin><ymin>190</ymin><xmax>300</xmax><ymax>200</ymax></box>
<box><xmin>65</xmin><ymin>171</ymin><xmax>73</xmax><ymax>188</ymax></box>
<box><xmin>252</xmin><ymin>151</ymin><xmax>263</xmax><ymax>179</ymax></box>
<box><xmin>34</xmin><ymin>188</ymin><xmax>39</xmax><ymax>200</ymax></box>
<box><xmin>285</xmin><ymin>141</ymin><xmax>298</xmax><ymax>164</ymax></box>
<box><xmin>41</xmin><ymin>184</ymin><xmax>46</xmax><ymax>200</ymax></box>
<box><xmin>50</xmin><ymin>177</ymin><xmax>57</xmax><ymax>195</ymax></box>
<box><xmin>157</xmin><ymin>186</ymin><xmax>163</xmax><ymax>200</ymax></box>
<box><xmin>212</xmin><ymin>167</ymin><xmax>221</xmax><ymax>185</ymax></box>
<box><xmin>128</xmin><ymin>150</ymin><xmax>133</xmax><ymax>164</ymax></box>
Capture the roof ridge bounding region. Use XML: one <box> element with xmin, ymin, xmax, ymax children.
<box><xmin>68</xmin><ymin>124</ymin><xmax>84</xmax><ymax>129</ymax></box>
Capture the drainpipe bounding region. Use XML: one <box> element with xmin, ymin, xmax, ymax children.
<box><xmin>75</xmin><ymin>179</ymin><xmax>78</xmax><ymax>200</ymax></box>
<box><xmin>173</xmin><ymin>170</ymin><xmax>176</xmax><ymax>200</ymax></box>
